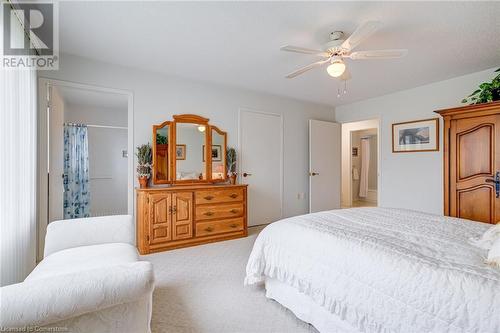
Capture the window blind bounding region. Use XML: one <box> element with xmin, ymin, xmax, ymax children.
<box><xmin>0</xmin><ymin>15</ymin><xmax>38</xmax><ymax>286</ymax></box>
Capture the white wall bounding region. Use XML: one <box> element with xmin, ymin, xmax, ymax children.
<box><xmin>65</xmin><ymin>104</ymin><xmax>128</xmax><ymax>216</ymax></box>
<box><xmin>40</xmin><ymin>53</ymin><xmax>334</xmax><ymax>218</ymax></box>
<box><xmin>335</xmin><ymin>67</ymin><xmax>498</xmax><ymax>214</ymax></box>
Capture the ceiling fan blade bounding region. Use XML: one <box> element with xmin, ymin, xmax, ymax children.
<box><xmin>285</xmin><ymin>59</ymin><xmax>330</xmax><ymax>79</ymax></box>
<box><xmin>341</xmin><ymin>21</ymin><xmax>382</xmax><ymax>51</ymax></box>
<box><xmin>280</xmin><ymin>45</ymin><xmax>330</xmax><ymax>57</ymax></box>
<box><xmin>349</xmin><ymin>49</ymin><xmax>408</xmax><ymax>60</ymax></box>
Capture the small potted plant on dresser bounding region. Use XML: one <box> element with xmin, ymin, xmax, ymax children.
<box><xmin>136</xmin><ymin>143</ymin><xmax>152</xmax><ymax>188</ymax></box>
<box><xmin>226</xmin><ymin>147</ymin><xmax>237</xmax><ymax>185</ymax></box>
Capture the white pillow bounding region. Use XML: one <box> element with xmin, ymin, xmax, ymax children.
<box><xmin>469</xmin><ymin>224</ymin><xmax>500</xmax><ymax>250</ymax></box>
<box><xmin>486</xmin><ymin>237</ymin><xmax>500</xmax><ymax>268</ymax></box>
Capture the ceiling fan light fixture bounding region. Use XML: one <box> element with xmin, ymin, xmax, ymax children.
<box><xmin>327</xmin><ymin>59</ymin><xmax>346</xmax><ymax>77</ymax></box>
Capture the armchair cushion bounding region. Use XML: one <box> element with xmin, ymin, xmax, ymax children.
<box><xmin>44</xmin><ymin>215</ymin><xmax>134</xmax><ymax>257</ymax></box>
<box><xmin>0</xmin><ymin>261</ymin><xmax>154</xmax><ymax>328</ymax></box>
<box><xmin>27</xmin><ymin>243</ymin><xmax>138</xmax><ymax>282</ymax></box>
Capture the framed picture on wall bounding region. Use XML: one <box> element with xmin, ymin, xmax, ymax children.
<box><xmin>392</xmin><ymin>118</ymin><xmax>439</xmax><ymax>153</ymax></box>
<box><xmin>202</xmin><ymin>145</ymin><xmax>222</xmax><ymax>162</ymax></box>
<box><xmin>352</xmin><ymin>147</ymin><xmax>358</xmax><ymax>156</ymax></box>
<box><xmin>176</xmin><ymin>144</ymin><xmax>186</xmax><ymax>160</ymax></box>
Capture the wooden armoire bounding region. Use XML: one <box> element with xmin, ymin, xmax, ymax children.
<box><xmin>436</xmin><ymin>101</ymin><xmax>500</xmax><ymax>224</ymax></box>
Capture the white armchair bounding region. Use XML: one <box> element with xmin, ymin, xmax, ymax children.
<box><xmin>0</xmin><ymin>215</ymin><xmax>155</xmax><ymax>333</ymax></box>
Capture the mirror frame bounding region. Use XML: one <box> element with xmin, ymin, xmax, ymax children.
<box><xmin>152</xmin><ymin>114</ymin><xmax>228</xmax><ymax>185</ymax></box>
<box><xmin>152</xmin><ymin>120</ymin><xmax>173</xmax><ymax>184</ymax></box>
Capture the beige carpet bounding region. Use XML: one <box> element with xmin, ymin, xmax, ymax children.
<box><xmin>142</xmin><ymin>226</ymin><xmax>318</xmax><ymax>333</ymax></box>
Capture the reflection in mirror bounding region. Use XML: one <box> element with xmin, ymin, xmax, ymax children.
<box><xmin>155</xmin><ymin>125</ymin><xmax>169</xmax><ymax>181</ymax></box>
<box><xmin>176</xmin><ymin>123</ymin><xmax>206</xmax><ymax>180</ymax></box>
<box><xmin>211</xmin><ymin>128</ymin><xmax>226</xmax><ymax>180</ymax></box>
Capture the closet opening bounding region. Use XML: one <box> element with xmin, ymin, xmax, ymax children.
<box><xmin>341</xmin><ymin>119</ymin><xmax>380</xmax><ymax>208</ymax></box>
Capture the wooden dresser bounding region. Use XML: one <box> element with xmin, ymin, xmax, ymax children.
<box><xmin>136</xmin><ymin>184</ymin><xmax>248</xmax><ymax>254</ymax></box>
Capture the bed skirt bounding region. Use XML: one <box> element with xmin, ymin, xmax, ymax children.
<box><xmin>265</xmin><ymin>278</ymin><xmax>360</xmax><ymax>333</ymax></box>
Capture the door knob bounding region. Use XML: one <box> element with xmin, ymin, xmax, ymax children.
<box><xmin>243</xmin><ymin>172</ymin><xmax>252</xmax><ymax>177</ymax></box>
<box><xmin>309</xmin><ymin>172</ymin><xmax>320</xmax><ymax>176</ymax></box>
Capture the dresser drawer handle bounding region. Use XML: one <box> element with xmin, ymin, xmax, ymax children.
<box><xmin>204</xmin><ymin>195</ymin><xmax>214</xmax><ymax>200</ymax></box>
<box><xmin>229</xmin><ymin>209</ymin><xmax>238</xmax><ymax>214</ymax></box>
<box><xmin>204</xmin><ymin>226</ymin><xmax>214</xmax><ymax>232</ymax></box>
<box><xmin>229</xmin><ymin>223</ymin><xmax>238</xmax><ymax>228</ymax></box>
<box><xmin>204</xmin><ymin>211</ymin><xmax>214</xmax><ymax>216</ymax></box>
<box><xmin>229</xmin><ymin>193</ymin><xmax>238</xmax><ymax>199</ymax></box>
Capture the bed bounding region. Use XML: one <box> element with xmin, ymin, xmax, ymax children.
<box><xmin>245</xmin><ymin>208</ymin><xmax>500</xmax><ymax>333</ymax></box>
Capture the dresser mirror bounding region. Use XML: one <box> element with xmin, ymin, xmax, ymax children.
<box><xmin>152</xmin><ymin>114</ymin><xmax>228</xmax><ymax>185</ymax></box>
<box><xmin>175</xmin><ymin>122</ymin><xmax>207</xmax><ymax>181</ymax></box>
<box><xmin>152</xmin><ymin>121</ymin><xmax>171</xmax><ymax>184</ymax></box>
<box><xmin>210</xmin><ymin>127</ymin><xmax>227</xmax><ymax>180</ymax></box>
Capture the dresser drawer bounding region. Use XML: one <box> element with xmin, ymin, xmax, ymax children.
<box><xmin>195</xmin><ymin>188</ymin><xmax>244</xmax><ymax>205</ymax></box>
<box><xmin>196</xmin><ymin>218</ymin><xmax>244</xmax><ymax>237</ymax></box>
<box><xmin>196</xmin><ymin>202</ymin><xmax>244</xmax><ymax>221</ymax></box>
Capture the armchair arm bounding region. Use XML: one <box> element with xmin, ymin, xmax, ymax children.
<box><xmin>44</xmin><ymin>215</ymin><xmax>134</xmax><ymax>257</ymax></box>
<box><xmin>0</xmin><ymin>261</ymin><xmax>154</xmax><ymax>328</ymax></box>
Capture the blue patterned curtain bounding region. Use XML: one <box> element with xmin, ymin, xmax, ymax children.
<box><xmin>63</xmin><ymin>124</ymin><xmax>90</xmax><ymax>219</ymax></box>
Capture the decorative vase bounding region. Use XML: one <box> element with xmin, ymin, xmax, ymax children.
<box><xmin>139</xmin><ymin>176</ymin><xmax>149</xmax><ymax>188</ymax></box>
<box><xmin>229</xmin><ymin>174</ymin><xmax>237</xmax><ymax>185</ymax></box>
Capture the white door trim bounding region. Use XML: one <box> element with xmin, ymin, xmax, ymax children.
<box><xmin>238</xmin><ymin>107</ymin><xmax>284</xmax><ymax>223</ymax></box>
<box><xmin>37</xmin><ymin>77</ymin><xmax>134</xmax><ymax>260</ymax></box>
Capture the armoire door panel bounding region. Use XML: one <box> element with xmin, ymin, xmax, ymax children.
<box><xmin>448</xmin><ymin>113</ymin><xmax>500</xmax><ymax>224</ymax></box>
<box><xmin>149</xmin><ymin>193</ymin><xmax>172</xmax><ymax>244</ymax></box>
<box><xmin>172</xmin><ymin>192</ymin><xmax>193</xmax><ymax>240</ymax></box>
<box><xmin>457</xmin><ymin>185</ymin><xmax>493</xmax><ymax>223</ymax></box>
<box><xmin>457</xmin><ymin>124</ymin><xmax>493</xmax><ymax>180</ymax></box>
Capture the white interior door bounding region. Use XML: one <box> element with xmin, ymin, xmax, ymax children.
<box><xmin>309</xmin><ymin>120</ymin><xmax>341</xmax><ymax>213</ymax></box>
<box><xmin>48</xmin><ymin>86</ymin><xmax>65</xmax><ymax>222</ymax></box>
<box><xmin>239</xmin><ymin>109</ymin><xmax>282</xmax><ymax>226</ymax></box>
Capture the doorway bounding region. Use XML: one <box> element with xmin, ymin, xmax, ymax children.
<box><xmin>350</xmin><ymin>129</ymin><xmax>378</xmax><ymax>207</ymax></box>
<box><xmin>37</xmin><ymin>78</ymin><xmax>133</xmax><ymax>258</ymax></box>
<box><xmin>239</xmin><ymin>108</ymin><xmax>283</xmax><ymax>226</ymax></box>
<box><xmin>341</xmin><ymin>119</ymin><xmax>380</xmax><ymax>208</ymax></box>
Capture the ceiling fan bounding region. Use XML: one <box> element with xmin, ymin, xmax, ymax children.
<box><xmin>281</xmin><ymin>21</ymin><xmax>408</xmax><ymax>80</ymax></box>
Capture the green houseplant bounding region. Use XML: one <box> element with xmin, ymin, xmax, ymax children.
<box><xmin>462</xmin><ymin>68</ymin><xmax>500</xmax><ymax>105</ymax></box>
<box><xmin>226</xmin><ymin>147</ymin><xmax>237</xmax><ymax>185</ymax></box>
<box><xmin>136</xmin><ymin>143</ymin><xmax>152</xmax><ymax>188</ymax></box>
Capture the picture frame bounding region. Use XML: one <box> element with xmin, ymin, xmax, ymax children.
<box><xmin>176</xmin><ymin>144</ymin><xmax>186</xmax><ymax>160</ymax></box>
<box><xmin>392</xmin><ymin>118</ymin><xmax>439</xmax><ymax>153</ymax></box>
<box><xmin>352</xmin><ymin>147</ymin><xmax>358</xmax><ymax>156</ymax></box>
<box><xmin>202</xmin><ymin>145</ymin><xmax>222</xmax><ymax>162</ymax></box>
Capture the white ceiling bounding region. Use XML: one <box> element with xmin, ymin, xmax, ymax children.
<box><xmin>56</xmin><ymin>85</ymin><xmax>128</xmax><ymax>109</ymax></box>
<box><xmin>59</xmin><ymin>1</ymin><xmax>500</xmax><ymax>107</ymax></box>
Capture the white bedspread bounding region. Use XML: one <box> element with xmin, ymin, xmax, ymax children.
<box><xmin>245</xmin><ymin>208</ymin><xmax>500</xmax><ymax>333</ymax></box>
